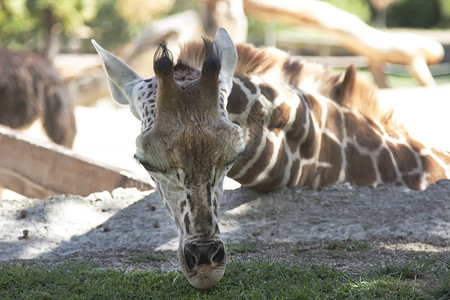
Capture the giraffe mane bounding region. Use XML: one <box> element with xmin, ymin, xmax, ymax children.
<box><xmin>178</xmin><ymin>40</ymin><xmax>207</xmax><ymax>70</ymax></box>
<box><xmin>178</xmin><ymin>40</ymin><xmax>398</xmax><ymax>128</ymax></box>
<box><xmin>175</xmin><ymin>39</ymin><xmax>221</xmax><ymax>84</ymax></box>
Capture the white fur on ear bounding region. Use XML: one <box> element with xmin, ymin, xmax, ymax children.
<box><xmin>92</xmin><ymin>39</ymin><xmax>143</xmax><ymax>108</ymax></box>
<box><xmin>213</xmin><ymin>28</ymin><xmax>237</xmax><ymax>82</ymax></box>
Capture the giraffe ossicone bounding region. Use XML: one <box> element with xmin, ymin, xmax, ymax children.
<box><xmin>93</xmin><ymin>28</ymin><xmax>450</xmax><ymax>289</ymax></box>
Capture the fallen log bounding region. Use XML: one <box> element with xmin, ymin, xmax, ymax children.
<box><xmin>243</xmin><ymin>0</ymin><xmax>444</xmax><ymax>87</ymax></box>
<box><xmin>200</xmin><ymin>0</ymin><xmax>248</xmax><ymax>43</ymax></box>
<box><xmin>0</xmin><ymin>125</ymin><xmax>153</xmax><ymax>199</ymax></box>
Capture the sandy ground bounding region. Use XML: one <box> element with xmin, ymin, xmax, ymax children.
<box><xmin>0</xmin><ymin>85</ymin><xmax>449</xmax><ymax>271</ymax></box>
<box><xmin>1</xmin><ymin>182</ymin><xmax>449</xmax><ymax>271</ymax></box>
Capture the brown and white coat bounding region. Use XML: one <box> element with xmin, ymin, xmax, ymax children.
<box><xmin>93</xmin><ymin>28</ymin><xmax>450</xmax><ymax>289</ymax></box>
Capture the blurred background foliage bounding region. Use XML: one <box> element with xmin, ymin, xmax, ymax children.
<box><xmin>0</xmin><ymin>0</ymin><xmax>449</xmax><ymax>54</ymax></box>
<box><xmin>0</xmin><ymin>0</ymin><xmax>196</xmax><ymax>53</ymax></box>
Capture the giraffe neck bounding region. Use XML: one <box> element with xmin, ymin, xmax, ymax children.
<box><xmin>226</xmin><ymin>74</ymin><xmax>450</xmax><ymax>191</ymax></box>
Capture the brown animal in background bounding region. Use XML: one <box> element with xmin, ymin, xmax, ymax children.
<box><xmin>0</xmin><ymin>46</ymin><xmax>76</xmax><ymax>148</ymax></box>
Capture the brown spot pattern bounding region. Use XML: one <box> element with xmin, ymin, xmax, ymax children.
<box><xmin>387</xmin><ymin>141</ymin><xmax>418</xmax><ymax>173</ymax></box>
<box><xmin>259</xmin><ymin>83</ymin><xmax>278</xmax><ymax>102</ymax></box>
<box><xmin>299</xmin><ymin>120</ymin><xmax>317</xmax><ymax>159</ymax></box>
<box><xmin>304</xmin><ymin>95</ymin><xmax>322</xmax><ymax>128</ymax></box>
<box><xmin>325</xmin><ymin>102</ymin><xmax>344</xmax><ymax>141</ymax></box>
<box><xmin>237</xmin><ymin>75</ymin><xmax>257</xmax><ymax>94</ymax></box>
<box><xmin>367</xmin><ymin>118</ymin><xmax>383</xmax><ymax>135</ymax></box>
<box><xmin>268</xmin><ymin>102</ymin><xmax>291</xmax><ymax>130</ymax></box>
<box><xmin>345</xmin><ymin>143</ymin><xmax>376</xmax><ymax>186</ymax></box>
<box><xmin>282</xmin><ymin>59</ymin><xmax>303</xmax><ymax>87</ymax></box>
<box><xmin>402</xmin><ymin>174</ymin><xmax>421</xmax><ymax>190</ymax></box>
<box><xmin>377</xmin><ymin>148</ymin><xmax>398</xmax><ymax>183</ymax></box>
<box><xmin>318</xmin><ymin>134</ymin><xmax>342</xmax><ymax>185</ymax></box>
<box><xmin>285</xmin><ymin>102</ymin><xmax>307</xmax><ymax>153</ymax></box>
<box><xmin>228</xmin><ymin>102</ymin><xmax>265</xmax><ymax>178</ymax></box>
<box><xmin>252</xmin><ymin>142</ymin><xmax>289</xmax><ymax>191</ymax></box>
<box><xmin>228</xmin><ymin>82</ymin><xmax>249</xmax><ymax>114</ymax></box>
<box><xmin>421</xmin><ymin>155</ymin><xmax>446</xmax><ymax>184</ymax></box>
<box><xmin>238</xmin><ymin>137</ymin><xmax>274</xmax><ymax>185</ymax></box>
<box><xmin>173</xmin><ymin>39</ymin><xmax>450</xmax><ymax>193</ymax></box>
<box><xmin>288</xmin><ymin>158</ymin><xmax>301</xmax><ymax>186</ymax></box>
<box><xmin>298</xmin><ymin>163</ymin><xmax>317</xmax><ymax>187</ymax></box>
<box><xmin>345</xmin><ymin>113</ymin><xmax>382</xmax><ymax>150</ymax></box>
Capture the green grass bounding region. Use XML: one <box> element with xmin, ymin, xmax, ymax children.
<box><xmin>1</xmin><ymin>258</ymin><xmax>448</xmax><ymax>299</ymax></box>
<box><xmin>132</xmin><ymin>252</ymin><xmax>170</xmax><ymax>263</ymax></box>
<box><xmin>226</xmin><ymin>242</ymin><xmax>259</xmax><ymax>254</ymax></box>
<box><xmin>373</xmin><ymin>258</ymin><xmax>436</xmax><ymax>280</ymax></box>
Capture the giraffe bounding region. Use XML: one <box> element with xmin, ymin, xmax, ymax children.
<box><xmin>92</xmin><ymin>28</ymin><xmax>450</xmax><ymax>289</ymax></box>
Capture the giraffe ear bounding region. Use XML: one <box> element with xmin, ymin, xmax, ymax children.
<box><xmin>213</xmin><ymin>28</ymin><xmax>237</xmax><ymax>86</ymax></box>
<box><xmin>91</xmin><ymin>39</ymin><xmax>143</xmax><ymax>107</ymax></box>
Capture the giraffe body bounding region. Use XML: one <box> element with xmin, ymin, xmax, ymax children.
<box><xmin>92</xmin><ymin>28</ymin><xmax>450</xmax><ymax>289</ymax></box>
<box><xmin>226</xmin><ymin>54</ymin><xmax>450</xmax><ymax>190</ymax></box>
<box><xmin>177</xmin><ymin>41</ymin><xmax>450</xmax><ymax>191</ymax></box>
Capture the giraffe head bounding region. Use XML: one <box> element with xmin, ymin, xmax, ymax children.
<box><xmin>92</xmin><ymin>29</ymin><xmax>245</xmax><ymax>289</ymax></box>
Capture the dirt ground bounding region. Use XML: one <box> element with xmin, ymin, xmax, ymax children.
<box><xmin>1</xmin><ymin>180</ymin><xmax>449</xmax><ymax>272</ymax></box>
<box><xmin>0</xmin><ymin>85</ymin><xmax>449</xmax><ymax>272</ymax></box>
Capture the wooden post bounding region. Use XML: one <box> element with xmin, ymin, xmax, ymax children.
<box><xmin>200</xmin><ymin>0</ymin><xmax>248</xmax><ymax>43</ymax></box>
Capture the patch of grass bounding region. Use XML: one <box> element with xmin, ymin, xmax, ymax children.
<box><xmin>326</xmin><ymin>240</ymin><xmax>372</xmax><ymax>252</ymax></box>
<box><xmin>0</xmin><ymin>258</ymin><xmax>446</xmax><ymax>299</ymax></box>
<box><xmin>374</xmin><ymin>258</ymin><xmax>435</xmax><ymax>279</ymax></box>
<box><xmin>132</xmin><ymin>252</ymin><xmax>169</xmax><ymax>263</ymax></box>
<box><xmin>373</xmin><ymin>257</ymin><xmax>450</xmax><ymax>299</ymax></box>
<box><xmin>226</xmin><ymin>242</ymin><xmax>258</xmax><ymax>255</ymax></box>
<box><xmin>291</xmin><ymin>246</ymin><xmax>310</xmax><ymax>254</ymax></box>
<box><xmin>430</xmin><ymin>266</ymin><xmax>450</xmax><ymax>299</ymax></box>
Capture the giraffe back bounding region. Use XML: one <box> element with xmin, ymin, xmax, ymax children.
<box><xmin>180</xmin><ymin>40</ymin><xmax>450</xmax><ymax>191</ymax></box>
<box><xmin>180</xmin><ymin>42</ymin><xmax>385</xmax><ymax>125</ymax></box>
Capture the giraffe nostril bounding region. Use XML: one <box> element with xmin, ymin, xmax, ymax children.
<box><xmin>184</xmin><ymin>241</ymin><xmax>226</xmax><ymax>270</ymax></box>
<box><xmin>184</xmin><ymin>247</ymin><xmax>197</xmax><ymax>270</ymax></box>
<box><xmin>211</xmin><ymin>243</ymin><xmax>225</xmax><ymax>264</ymax></box>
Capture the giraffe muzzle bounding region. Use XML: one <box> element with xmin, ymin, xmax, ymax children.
<box><xmin>180</xmin><ymin>240</ymin><xmax>227</xmax><ymax>289</ymax></box>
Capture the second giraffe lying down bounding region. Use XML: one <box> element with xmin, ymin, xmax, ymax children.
<box><xmin>92</xmin><ymin>28</ymin><xmax>450</xmax><ymax>289</ymax></box>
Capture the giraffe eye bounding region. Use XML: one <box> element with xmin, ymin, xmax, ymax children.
<box><xmin>142</xmin><ymin>162</ymin><xmax>159</xmax><ymax>172</ymax></box>
<box><xmin>225</xmin><ymin>146</ymin><xmax>248</xmax><ymax>167</ymax></box>
<box><xmin>133</xmin><ymin>155</ymin><xmax>160</xmax><ymax>173</ymax></box>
